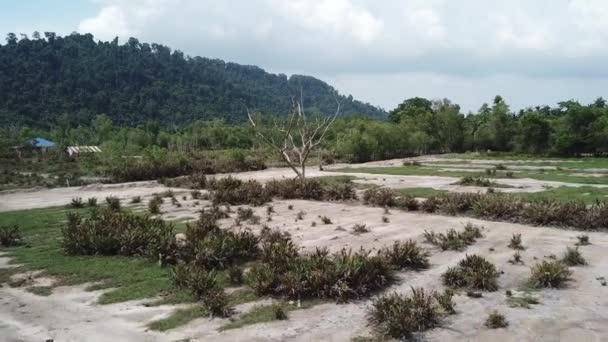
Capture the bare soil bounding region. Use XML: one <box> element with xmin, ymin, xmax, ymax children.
<box><xmin>2</xmin><ymin>160</ymin><xmax>608</xmax><ymax>341</ymax></box>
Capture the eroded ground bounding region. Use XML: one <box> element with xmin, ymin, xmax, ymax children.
<box><xmin>2</xmin><ymin>155</ymin><xmax>608</xmax><ymax>341</ymax></box>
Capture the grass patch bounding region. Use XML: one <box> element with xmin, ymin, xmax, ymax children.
<box><xmin>0</xmin><ymin>206</ymin><xmax>190</xmax><ymax>304</ymax></box>
<box><xmin>25</xmin><ymin>286</ymin><xmax>53</xmax><ymax>296</ymax></box>
<box><xmin>333</xmin><ymin>165</ymin><xmax>608</xmax><ymax>185</ymax></box>
<box><xmin>147</xmin><ymin>305</ymin><xmax>208</xmax><ymax>331</ymax></box>
<box><xmin>220</xmin><ymin>299</ymin><xmax>325</xmax><ymax>330</ymax></box>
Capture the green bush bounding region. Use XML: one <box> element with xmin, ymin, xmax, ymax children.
<box><xmin>69</xmin><ymin>197</ymin><xmax>84</xmax><ymax>208</ymax></box>
<box><xmin>508</xmin><ymin>233</ymin><xmax>524</xmax><ymax>250</ymax></box>
<box><xmin>367</xmin><ymin>288</ymin><xmax>445</xmax><ymax>340</ymax></box>
<box><xmin>61</xmin><ymin>208</ymin><xmax>175</xmax><ymax>261</ymax></box>
<box><xmin>379</xmin><ymin>240</ymin><xmax>430</xmax><ymax>270</ymax></box>
<box><xmin>105</xmin><ymin>196</ymin><xmax>121</xmax><ymax>211</ymax></box>
<box><xmin>485</xmin><ymin>311</ymin><xmax>508</xmax><ymax>329</ymax></box>
<box><xmin>211</xmin><ymin>178</ymin><xmax>270</xmax><ymax>206</ymax></box>
<box><xmin>529</xmin><ymin>260</ymin><xmax>571</xmax><ymax>288</ymax></box>
<box><xmin>424</xmin><ymin>223</ymin><xmax>483</xmax><ymax>251</ymax></box>
<box><xmin>87</xmin><ymin>197</ymin><xmax>98</xmax><ymax>207</ymax></box>
<box><xmin>442</xmin><ymin>254</ymin><xmax>499</xmax><ymax>291</ymax></box>
<box><xmin>248</xmin><ymin>245</ymin><xmax>394</xmax><ymax>303</ymax></box>
<box><xmin>0</xmin><ymin>225</ymin><xmax>21</xmax><ymax>247</ymax></box>
<box><xmin>561</xmin><ymin>247</ymin><xmax>587</xmax><ymax>266</ymax></box>
<box><xmin>148</xmin><ymin>197</ymin><xmax>161</xmax><ymax>214</ymax></box>
<box><xmin>363</xmin><ymin>188</ymin><xmax>396</xmax><ymax>207</ymax></box>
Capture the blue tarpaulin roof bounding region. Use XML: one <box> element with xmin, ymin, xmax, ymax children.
<box><xmin>29</xmin><ymin>138</ymin><xmax>55</xmax><ymax>148</ymax></box>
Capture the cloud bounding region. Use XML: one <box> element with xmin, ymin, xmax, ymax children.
<box><xmin>76</xmin><ymin>0</ymin><xmax>608</xmax><ymax>110</ymax></box>
<box><xmin>78</xmin><ymin>6</ymin><xmax>130</xmax><ymax>40</ymax></box>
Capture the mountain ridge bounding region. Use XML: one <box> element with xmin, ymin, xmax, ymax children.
<box><xmin>0</xmin><ymin>32</ymin><xmax>386</xmax><ymax>127</ymax></box>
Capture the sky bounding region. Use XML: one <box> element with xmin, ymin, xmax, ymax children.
<box><xmin>3</xmin><ymin>0</ymin><xmax>608</xmax><ymax>112</ymax></box>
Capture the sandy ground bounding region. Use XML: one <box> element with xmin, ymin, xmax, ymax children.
<box><xmin>2</xmin><ymin>158</ymin><xmax>608</xmax><ymax>341</ymax></box>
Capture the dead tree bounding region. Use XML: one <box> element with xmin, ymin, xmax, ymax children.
<box><xmin>247</xmin><ymin>96</ymin><xmax>341</xmax><ymax>179</ymax></box>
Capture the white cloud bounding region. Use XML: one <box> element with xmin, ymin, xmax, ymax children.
<box><xmin>78</xmin><ymin>6</ymin><xmax>131</xmax><ymax>40</ymax></box>
<box><xmin>75</xmin><ymin>0</ymin><xmax>608</xmax><ymax>110</ymax></box>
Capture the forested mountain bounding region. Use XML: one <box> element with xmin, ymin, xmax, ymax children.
<box><xmin>0</xmin><ymin>32</ymin><xmax>385</xmax><ymax>127</ymax></box>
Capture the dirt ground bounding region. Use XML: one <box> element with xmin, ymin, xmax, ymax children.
<box><xmin>2</xmin><ymin>158</ymin><xmax>608</xmax><ymax>341</ymax></box>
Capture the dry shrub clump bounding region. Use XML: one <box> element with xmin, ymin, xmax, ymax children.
<box><xmin>508</xmin><ymin>233</ymin><xmax>525</xmax><ymax>250</ymax></box>
<box><xmin>472</xmin><ymin>194</ymin><xmax>523</xmax><ymax>221</ymax></box>
<box><xmin>178</xmin><ymin>211</ymin><xmax>259</xmax><ymax>270</ymax></box>
<box><xmin>442</xmin><ymin>254</ymin><xmax>499</xmax><ymax>291</ymax></box>
<box><xmin>367</xmin><ymin>287</ymin><xmax>454</xmax><ymax>340</ymax></box>
<box><xmin>395</xmin><ymin>195</ymin><xmax>419</xmax><ymax>211</ymax></box>
<box><xmin>457</xmin><ymin>176</ymin><xmax>498</xmax><ymax>188</ymax></box>
<box><xmin>529</xmin><ymin>260</ymin><xmax>571</xmax><ymax>288</ymax></box>
<box><xmin>69</xmin><ymin>197</ymin><xmax>84</xmax><ymax>208</ymax></box>
<box><xmin>363</xmin><ymin>188</ymin><xmax>396</xmax><ymax>207</ymax></box>
<box><xmin>485</xmin><ymin>311</ymin><xmax>508</xmax><ymax>329</ymax></box>
<box><xmin>424</xmin><ymin>223</ymin><xmax>483</xmax><ymax>251</ymax></box>
<box><xmin>247</xmin><ymin>235</ymin><xmax>394</xmax><ymax>303</ymax></box>
<box><xmin>265</xmin><ymin>178</ymin><xmax>324</xmax><ymax>200</ymax></box>
<box><xmin>62</xmin><ymin>208</ymin><xmax>175</xmax><ymax>261</ymax></box>
<box><xmin>170</xmin><ymin>263</ymin><xmax>233</xmax><ymax>317</ymax></box>
<box><xmin>378</xmin><ymin>240</ymin><xmax>430</xmax><ymax>270</ymax></box>
<box><xmin>0</xmin><ymin>224</ymin><xmax>22</xmax><ymax>247</ymax></box>
<box><xmin>210</xmin><ymin>177</ymin><xmax>271</xmax><ymax>206</ymax></box>
<box><xmin>105</xmin><ymin>196</ymin><xmax>121</xmax><ymax>211</ymax></box>
<box><xmin>438</xmin><ymin>193</ymin><xmax>483</xmax><ymax>216</ymax></box>
<box><xmin>561</xmin><ymin>247</ymin><xmax>587</xmax><ymax>266</ymax></box>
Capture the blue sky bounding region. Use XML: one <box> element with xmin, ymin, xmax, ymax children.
<box><xmin>2</xmin><ymin>0</ymin><xmax>608</xmax><ymax>113</ymax></box>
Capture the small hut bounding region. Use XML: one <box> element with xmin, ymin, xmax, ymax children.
<box><xmin>12</xmin><ymin>138</ymin><xmax>56</xmax><ymax>158</ymax></box>
<box><xmin>66</xmin><ymin>146</ymin><xmax>102</xmax><ymax>158</ymax></box>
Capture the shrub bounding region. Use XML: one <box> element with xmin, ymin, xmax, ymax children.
<box><xmin>472</xmin><ymin>194</ymin><xmax>523</xmax><ymax>221</ymax></box>
<box><xmin>265</xmin><ymin>178</ymin><xmax>324</xmax><ymax>200</ymax></box>
<box><xmin>495</xmin><ymin>164</ymin><xmax>507</xmax><ymax>170</ymax></box>
<box><xmin>236</xmin><ymin>207</ymin><xmax>260</xmax><ymax>225</ymax></box>
<box><xmin>353</xmin><ymin>224</ymin><xmax>369</xmax><ymax>235</ymax></box>
<box><xmin>287</xmin><ymin>204</ymin><xmax>294</xmax><ymax>210</ymax></box>
<box><xmin>508</xmin><ymin>233</ymin><xmax>524</xmax><ymax>250</ymax></box>
<box><xmin>456</xmin><ymin>176</ymin><xmax>497</xmax><ymax>187</ymax></box>
<box><xmin>508</xmin><ymin>252</ymin><xmax>524</xmax><ymax>265</ymax></box>
<box><xmin>324</xmin><ymin>181</ymin><xmax>357</xmax><ymax>201</ymax></box>
<box><xmin>529</xmin><ymin>260</ymin><xmax>571</xmax><ymax>288</ymax></box>
<box><xmin>367</xmin><ymin>288</ymin><xmax>444</xmax><ymax>340</ymax></box>
<box><xmin>379</xmin><ymin>240</ymin><xmax>430</xmax><ymax>270</ymax></box>
<box><xmin>576</xmin><ymin>235</ymin><xmax>590</xmax><ymax>246</ymax></box>
<box><xmin>148</xmin><ymin>198</ymin><xmax>161</xmax><ymax>214</ymax></box>
<box><xmin>433</xmin><ymin>289</ymin><xmax>455</xmax><ymax>314</ymax></box>
<box><xmin>505</xmin><ymin>171</ymin><xmax>514</xmax><ymax>178</ymax></box>
<box><xmin>0</xmin><ymin>225</ymin><xmax>21</xmax><ymax>247</ymax></box>
<box><xmin>191</xmin><ymin>190</ymin><xmax>202</xmax><ymax>200</ymax></box>
<box><xmin>273</xmin><ymin>305</ymin><xmax>288</xmax><ymax>320</ymax></box>
<box><xmin>424</xmin><ymin>224</ymin><xmax>482</xmax><ymax>251</ymax></box>
<box><xmin>248</xmin><ymin>245</ymin><xmax>394</xmax><ymax>303</ymax></box>
<box><xmin>442</xmin><ymin>254</ymin><xmax>499</xmax><ymax>291</ymax></box>
<box><xmin>421</xmin><ymin>196</ymin><xmax>440</xmax><ymax>213</ymax></box>
<box><xmin>363</xmin><ymin>188</ymin><xmax>396</xmax><ymax>207</ymax></box>
<box><xmin>87</xmin><ymin>197</ymin><xmax>98</xmax><ymax>207</ymax></box>
<box><xmin>296</xmin><ymin>210</ymin><xmax>305</xmax><ymax>220</ymax></box>
<box><xmin>320</xmin><ymin>216</ymin><xmax>332</xmax><ymax>224</ymax></box>
<box><xmin>69</xmin><ymin>197</ymin><xmax>84</xmax><ymax>208</ymax></box>
<box><xmin>105</xmin><ymin>196</ymin><xmax>121</xmax><ymax>211</ymax></box>
<box><xmin>203</xmin><ymin>288</ymin><xmax>233</xmax><ymax>317</ymax></box>
<box><xmin>130</xmin><ymin>196</ymin><xmax>142</xmax><ymax>204</ymax></box>
<box><xmin>228</xmin><ymin>266</ymin><xmax>244</xmax><ymax>285</ymax></box>
<box><xmin>485</xmin><ymin>311</ymin><xmax>508</xmax><ymax>329</ymax></box>
<box><xmin>382</xmin><ymin>216</ymin><xmax>389</xmax><ymax>223</ymax></box>
<box><xmin>395</xmin><ymin>195</ymin><xmax>419</xmax><ymax>211</ymax></box>
<box><xmin>212</xmin><ymin>178</ymin><xmax>270</xmax><ymax>206</ymax></box>
<box><xmin>561</xmin><ymin>247</ymin><xmax>587</xmax><ymax>266</ymax></box>
<box><xmin>438</xmin><ymin>193</ymin><xmax>482</xmax><ymax>215</ymax></box>
<box><xmin>62</xmin><ymin>208</ymin><xmax>175</xmax><ymax>261</ymax></box>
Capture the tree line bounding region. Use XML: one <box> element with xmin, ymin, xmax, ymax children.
<box><xmin>2</xmin><ymin>94</ymin><xmax>608</xmax><ymax>162</ymax></box>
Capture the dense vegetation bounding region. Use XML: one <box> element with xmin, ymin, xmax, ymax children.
<box><xmin>0</xmin><ymin>32</ymin><xmax>385</xmax><ymax>128</ymax></box>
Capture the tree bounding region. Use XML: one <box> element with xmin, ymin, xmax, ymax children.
<box><xmin>247</xmin><ymin>96</ymin><xmax>341</xmax><ymax>179</ymax></box>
